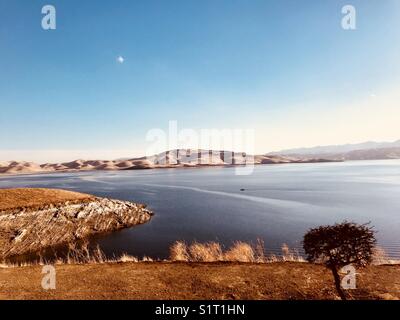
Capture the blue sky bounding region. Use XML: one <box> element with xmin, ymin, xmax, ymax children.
<box><xmin>1</xmin><ymin>0</ymin><xmax>399</xmax><ymax>161</ymax></box>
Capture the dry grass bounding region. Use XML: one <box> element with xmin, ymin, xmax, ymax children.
<box><xmin>169</xmin><ymin>240</ymin><xmax>306</xmax><ymax>263</ymax></box>
<box><xmin>0</xmin><ymin>242</ymin><xmax>144</xmax><ymax>268</ymax></box>
<box><xmin>189</xmin><ymin>242</ymin><xmax>223</xmax><ymax>262</ymax></box>
<box><xmin>224</xmin><ymin>241</ymin><xmax>256</xmax><ymax>262</ymax></box>
<box><xmin>254</xmin><ymin>238</ymin><xmax>267</xmax><ymax>262</ymax></box>
<box><xmin>169</xmin><ymin>241</ymin><xmax>190</xmax><ymax>262</ymax></box>
<box><xmin>119</xmin><ymin>253</ymin><xmax>139</xmax><ymax>263</ymax></box>
<box><xmin>1</xmin><ymin>240</ymin><xmax>398</xmax><ymax>268</ymax></box>
<box><xmin>65</xmin><ymin>242</ymin><xmax>107</xmax><ymax>264</ymax></box>
<box><xmin>2</xmin><ymin>240</ymin><xmax>307</xmax><ymax>267</ymax></box>
<box><xmin>0</xmin><ymin>188</ymin><xmax>94</xmax><ymax>211</ymax></box>
<box><xmin>2</xmin><ymin>262</ymin><xmax>400</xmax><ymax>300</ymax></box>
<box><xmin>281</xmin><ymin>243</ymin><xmax>305</xmax><ymax>262</ymax></box>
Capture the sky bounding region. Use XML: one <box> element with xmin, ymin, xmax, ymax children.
<box><xmin>1</xmin><ymin>0</ymin><xmax>399</xmax><ymax>162</ymax></box>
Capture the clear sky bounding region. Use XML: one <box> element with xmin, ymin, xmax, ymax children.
<box><xmin>1</xmin><ymin>0</ymin><xmax>400</xmax><ymax>162</ymax></box>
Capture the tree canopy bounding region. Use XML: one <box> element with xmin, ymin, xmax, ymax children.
<box><xmin>303</xmin><ymin>221</ymin><xmax>376</xmax><ymax>269</ymax></box>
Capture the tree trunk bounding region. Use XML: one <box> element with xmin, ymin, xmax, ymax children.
<box><xmin>331</xmin><ymin>267</ymin><xmax>346</xmax><ymax>300</ymax></box>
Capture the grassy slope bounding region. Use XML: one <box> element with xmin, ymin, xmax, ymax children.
<box><xmin>0</xmin><ymin>262</ymin><xmax>399</xmax><ymax>300</ymax></box>
<box><xmin>0</xmin><ymin>188</ymin><xmax>94</xmax><ymax>211</ymax></box>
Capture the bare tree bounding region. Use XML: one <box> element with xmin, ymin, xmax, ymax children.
<box><xmin>303</xmin><ymin>221</ymin><xmax>376</xmax><ymax>300</ymax></box>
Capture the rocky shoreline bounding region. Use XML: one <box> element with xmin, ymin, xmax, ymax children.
<box><xmin>0</xmin><ymin>196</ymin><xmax>153</xmax><ymax>259</ymax></box>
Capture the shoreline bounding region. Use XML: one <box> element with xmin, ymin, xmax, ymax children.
<box><xmin>3</xmin><ymin>158</ymin><xmax>400</xmax><ymax>179</ymax></box>
<box><xmin>0</xmin><ymin>158</ymin><xmax>344</xmax><ymax>178</ymax></box>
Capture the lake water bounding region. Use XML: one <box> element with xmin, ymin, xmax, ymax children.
<box><xmin>1</xmin><ymin>160</ymin><xmax>400</xmax><ymax>259</ymax></box>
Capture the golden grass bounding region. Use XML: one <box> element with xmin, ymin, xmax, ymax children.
<box><xmin>1</xmin><ymin>240</ymin><xmax>397</xmax><ymax>268</ymax></box>
<box><xmin>0</xmin><ymin>242</ymin><xmax>146</xmax><ymax>268</ymax></box>
<box><xmin>119</xmin><ymin>253</ymin><xmax>139</xmax><ymax>263</ymax></box>
<box><xmin>189</xmin><ymin>242</ymin><xmax>223</xmax><ymax>262</ymax></box>
<box><xmin>65</xmin><ymin>242</ymin><xmax>107</xmax><ymax>264</ymax></box>
<box><xmin>224</xmin><ymin>241</ymin><xmax>255</xmax><ymax>262</ymax></box>
<box><xmin>169</xmin><ymin>239</ymin><xmax>306</xmax><ymax>263</ymax></box>
<box><xmin>0</xmin><ymin>188</ymin><xmax>94</xmax><ymax>211</ymax></box>
<box><xmin>281</xmin><ymin>243</ymin><xmax>305</xmax><ymax>262</ymax></box>
<box><xmin>169</xmin><ymin>241</ymin><xmax>190</xmax><ymax>262</ymax></box>
<box><xmin>2</xmin><ymin>240</ymin><xmax>305</xmax><ymax>267</ymax></box>
<box><xmin>169</xmin><ymin>241</ymin><xmax>398</xmax><ymax>264</ymax></box>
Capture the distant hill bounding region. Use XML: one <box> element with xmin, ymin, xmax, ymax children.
<box><xmin>0</xmin><ymin>149</ymin><xmax>338</xmax><ymax>175</ymax></box>
<box><xmin>269</xmin><ymin>140</ymin><xmax>400</xmax><ymax>161</ymax></box>
<box><xmin>281</xmin><ymin>147</ymin><xmax>400</xmax><ymax>161</ymax></box>
<box><xmin>270</xmin><ymin>140</ymin><xmax>400</xmax><ymax>156</ymax></box>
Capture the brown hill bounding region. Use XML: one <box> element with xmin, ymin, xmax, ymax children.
<box><xmin>0</xmin><ymin>150</ymin><xmax>339</xmax><ymax>175</ymax></box>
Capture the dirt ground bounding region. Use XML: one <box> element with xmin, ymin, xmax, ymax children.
<box><xmin>0</xmin><ymin>262</ymin><xmax>399</xmax><ymax>300</ymax></box>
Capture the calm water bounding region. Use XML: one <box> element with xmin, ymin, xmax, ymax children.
<box><xmin>1</xmin><ymin>160</ymin><xmax>400</xmax><ymax>259</ymax></box>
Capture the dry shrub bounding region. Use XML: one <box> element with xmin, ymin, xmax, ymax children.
<box><xmin>292</xmin><ymin>249</ymin><xmax>305</xmax><ymax>262</ymax></box>
<box><xmin>170</xmin><ymin>241</ymin><xmax>189</xmax><ymax>262</ymax></box>
<box><xmin>1</xmin><ymin>243</ymin><xmax>148</xmax><ymax>267</ymax></box>
<box><xmin>188</xmin><ymin>242</ymin><xmax>223</xmax><ymax>262</ymax></box>
<box><xmin>281</xmin><ymin>243</ymin><xmax>292</xmax><ymax>261</ymax></box>
<box><xmin>267</xmin><ymin>253</ymin><xmax>278</xmax><ymax>263</ymax></box>
<box><xmin>254</xmin><ymin>238</ymin><xmax>266</xmax><ymax>262</ymax></box>
<box><xmin>142</xmin><ymin>256</ymin><xmax>154</xmax><ymax>262</ymax></box>
<box><xmin>224</xmin><ymin>241</ymin><xmax>255</xmax><ymax>262</ymax></box>
<box><xmin>281</xmin><ymin>243</ymin><xmax>304</xmax><ymax>262</ymax></box>
<box><xmin>119</xmin><ymin>253</ymin><xmax>138</xmax><ymax>263</ymax></box>
<box><xmin>168</xmin><ymin>240</ymin><xmax>306</xmax><ymax>263</ymax></box>
<box><xmin>66</xmin><ymin>242</ymin><xmax>106</xmax><ymax>264</ymax></box>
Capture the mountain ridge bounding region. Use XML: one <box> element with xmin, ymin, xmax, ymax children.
<box><xmin>0</xmin><ymin>149</ymin><xmax>338</xmax><ymax>175</ymax></box>
<box><xmin>2</xmin><ymin>141</ymin><xmax>400</xmax><ymax>176</ymax></box>
<box><xmin>269</xmin><ymin>139</ymin><xmax>400</xmax><ymax>156</ymax></box>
